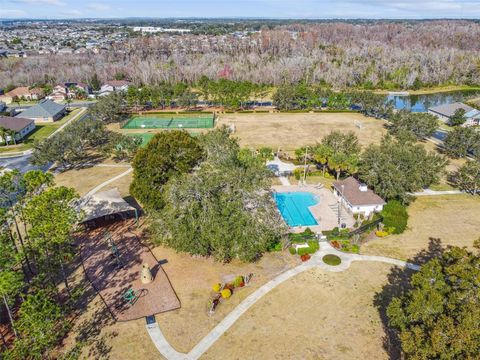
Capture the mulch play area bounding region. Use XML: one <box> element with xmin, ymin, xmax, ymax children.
<box><xmin>79</xmin><ymin>219</ymin><xmax>180</xmax><ymax>321</ymax></box>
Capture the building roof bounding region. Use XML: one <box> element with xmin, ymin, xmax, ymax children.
<box><xmin>4</xmin><ymin>86</ymin><xmax>44</xmax><ymax>98</ymax></box>
<box><xmin>75</xmin><ymin>188</ymin><xmax>136</xmax><ymax>223</ymax></box>
<box><xmin>333</xmin><ymin>177</ymin><xmax>385</xmax><ymax>206</ymax></box>
<box><xmin>0</xmin><ymin>116</ymin><xmax>34</xmax><ymax>132</ymax></box>
<box><xmin>464</xmin><ymin>109</ymin><xmax>480</xmax><ymax>118</ymax></box>
<box><xmin>17</xmin><ymin>99</ymin><xmax>65</xmax><ymax>119</ymax></box>
<box><xmin>428</xmin><ymin>102</ymin><xmax>473</xmax><ymax>118</ymax></box>
<box><xmin>104</xmin><ymin>80</ymin><xmax>131</xmax><ymax>87</ymax></box>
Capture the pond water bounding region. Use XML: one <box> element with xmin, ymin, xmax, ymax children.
<box><xmin>387</xmin><ymin>90</ymin><xmax>480</xmax><ymax>112</ymax></box>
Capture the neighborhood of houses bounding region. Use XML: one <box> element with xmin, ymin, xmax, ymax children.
<box><xmin>0</xmin><ymin>80</ymin><xmax>132</xmax><ymax>144</ymax></box>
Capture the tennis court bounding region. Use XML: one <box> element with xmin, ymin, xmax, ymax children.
<box><xmin>122</xmin><ymin>113</ymin><xmax>215</xmax><ymax>129</ymax></box>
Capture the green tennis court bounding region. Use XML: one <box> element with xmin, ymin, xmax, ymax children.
<box><xmin>122</xmin><ymin>114</ymin><xmax>215</xmax><ymax>129</ymax></box>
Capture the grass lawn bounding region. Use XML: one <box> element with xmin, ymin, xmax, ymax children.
<box><xmin>54</xmin><ymin>164</ymin><xmax>129</xmax><ymax>196</ymax></box>
<box><xmin>203</xmin><ymin>262</ymin><xmax>393</xmax><ymax>360</ymax></box>
<box><xmin>216</xmin><ymin>112</ymin><xmax>386</xmax><ymax>152</ymax></box>
<box><xmin>362</xmin><ymin>194</ymin><xmax>480</xmax><ymax>260</ymax></box>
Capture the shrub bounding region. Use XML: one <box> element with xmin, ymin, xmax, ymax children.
<box><xmin>289</xmin><ymin>247</ymin><xmax>296</xmax><ymax>255</ymax></box>
<box><xmin>221</xmin><ymin>289</ymin><xmax>232</xmax><ymax>298</ymax></box>
<box><xmin>300</xmin><ymin>254</ymin><xmax>311</xmax><ymax>262</ymax></box>
<box><xmin>212</xmin><ymin>283</ymin><xmax>221</xmax><ymax>292</ymax></box>
<box><xmin>381</xmin><ymin>200</ymin><xmax>408</xmax><ymax>234</ymax></box>
<box><xmin>322</xmin><ymin>254</ymin><xmax>342</xmax><ymax>266</ymax></box>
<box><xmin>233</xmin><ymin>276</ymin><xmax>244</xmax><ymax>288</ymax></box>
<box><xmin>293</xmin><ymin>168</ymin><xmax>303</xmax><ymax>180</ymax></box>
<box><xmin>304</xmin><ymin>227</ymin><xmax>313</xmax><ymax>235</ymax></box>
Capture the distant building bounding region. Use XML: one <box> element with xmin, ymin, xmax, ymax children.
<box><xmin>16</xmin><ymin>99</ymin><xmax>66</xmax><ymax>122</ymax></box>
<box><xmin>47</xmin><ymin>82</ymin><xmax>92</xmax><ymax>101</ymax></box>
<box><xmin>98</xmin><ymin>80</ymin><xmax>131</xmax><ymax>96</ymax></box>
<box><xmin>428</xmin><ymin>102</ymin><xmax>474</xmax><ymax>124</ymax></box>
<box><xmin>333</xmin><ymin>177</ymin><xmax>385</xmax><ymax>216</ymax></box>
<box><xmin>0</xmin><ymin>87</ymin><xmax>45</xmax><ymax>104</ymax></box>
<box><xmin>0</xmin><ymin>116</ymin><xmax>35</xmax><ymax>142</ymax></box>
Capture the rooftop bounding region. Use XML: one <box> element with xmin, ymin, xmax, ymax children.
<box><xmin>0</xmin><ymin>116</ymin><xmax>34</xmax><ymax>132</ymax></box>
<box><xmin>428</xmin><ymin>102</ymin><xmax>474</xmax><ymax>118</ymax></box>
<box><xmin>333</xmin><ymin>177</ymin><xmax>385</xmax><ymax>206</ymax></box>
<box><xmin>16</xmin><ymin>99</ymin><xmax>65</xmax><ymax>119</ymax></box>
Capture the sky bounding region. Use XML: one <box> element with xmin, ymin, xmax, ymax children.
<box><xmin>1</xmin><ymin>0</ymin><xmax>480</xmax><ymax>19</ymax></box>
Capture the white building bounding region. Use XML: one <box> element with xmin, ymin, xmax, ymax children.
<box><xmin>333</xmin><ymin>177</ymin><xmax>385</xmax><ymax>216</ymax></box>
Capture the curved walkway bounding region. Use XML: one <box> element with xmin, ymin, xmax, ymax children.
<box><xmin>146</xmin><ymin>242</ymin><xmax>420</xmax><ymax>360</ymax></box>
<box><xmin>83</xmin><ymin>167</ymin><xmax>133</xmax><ymax>197</ymax></box>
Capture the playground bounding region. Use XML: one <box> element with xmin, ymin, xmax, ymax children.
<box><xmin>79</xmin><ymin>219</ymin><xmax>180</xmax><ymax>321</ymax></box>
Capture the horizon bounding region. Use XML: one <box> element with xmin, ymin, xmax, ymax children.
<box><xmin>0</xmin><ymin>0</ymin><xmax>479</xmax><ymax>20</ymax></box>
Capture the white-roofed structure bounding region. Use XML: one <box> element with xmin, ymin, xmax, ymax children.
<box><xmin>266</xmin><ymin>157</ymin><xmax>296</xmax><ymax>176</ymax></box>
<box><xmin>76</xmin><ymin>188</ymin><xmax>138</xmax><ymax>228</ymax></box>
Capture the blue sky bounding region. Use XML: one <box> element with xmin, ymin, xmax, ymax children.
<box><xmin>1</xmin><ymin>0</ymin><xmax>479</xmax><ymax>19</ymax></box>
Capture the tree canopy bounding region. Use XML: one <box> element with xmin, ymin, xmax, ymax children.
<box><xmin>388</xmin><ymin>110</ymin><xmax>438</xmax><ymax>141</ymax></box>
<box><xmin>149</xmin><ymin>128</ymin><xmax>286</xmax><ymax>262</ymax></box>
<box><xmin>443</xmin><ymin>127</ymin><xmax>480</xmax><ymax>159</ymax></box>
<box><xmin>359</xmin><ymin>136</ymin><xmax>447</xmax><ymax>202</ymax></box>
<box><xmin>387</xmin><ymin>245</ymin><xmax>480</xmax><ymax>359</ymax></box>
<box><xmin>130</xmin><ymin>130</ymin><xmax>204</xmax><ymax>211</ymax></box>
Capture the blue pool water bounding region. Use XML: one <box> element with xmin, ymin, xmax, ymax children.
<box><xmin>274</xmin><ymin>192</ymin><xmax>319</xmax><ymax>227</ymax></box>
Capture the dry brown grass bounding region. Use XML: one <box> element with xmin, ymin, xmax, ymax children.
<box><xmin>362</xmin><ymin>195</ymin><xmax>480</xmax><ymax>260</ymax></box>
<box><xmin>203</xmin><ymin>262</ymin><xmax>392</xmax><ymax>360</ymax></box>
<box><xmin>100</xmin><ymin>171</ymin><xmax>133</xmax><ymax>197</ymax></box>
<box><xmin>216</xmin><ymin>112</ymin><xmax>386</xmax><ymax>152</ymax></box>
<box><xmin>53</xmin><ymin>165</ymin><xmax>129</xmax><ymax>196</ymax></box>
<box><xmin>153</xmin><ymin>246</ymin><xmax>299</xmax><ymax>353</ymax></box>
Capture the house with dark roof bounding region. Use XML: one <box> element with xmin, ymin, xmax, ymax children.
<box><xmin>0</xmin><ymin>116</ymin><xmax>35</xmax><ymax>142</ymax></box>
<box><xmin>333</xmin><ymin>177</ymin><xmax>385</xmax><ymax>216</ymax></box>
<box><xmin>428</xmin><ymin>102</ymin><xmax>474</xmax><ymax>124</ymax></box>
<box><xmin>16</xmin><ymin>99</ymin><xmax>66</xmax><ymax>123</ymax></box>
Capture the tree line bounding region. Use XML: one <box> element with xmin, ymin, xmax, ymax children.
<box><xmin>0</xmin><ymin>170</ymin><xmax>81</xmax><ymax>359</ymax></box>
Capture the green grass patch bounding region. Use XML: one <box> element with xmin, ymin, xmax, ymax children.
<box><xmin>322</xmin><ymin>254</ymin><xmax>342</xmax><ymax>266</ymax></box>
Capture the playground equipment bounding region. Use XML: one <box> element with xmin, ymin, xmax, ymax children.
<box><xmin>104</xmin><ymin>231</ymin><xmax>123</xmax><ymax>267</ymax></box>
<box><xmin>141</xmin><ymin>263</ymin><xmax>154</xmax><ymax>284</ymax></box>
<box><xmin>123</xmin><ymin>289</ymin><xmax>140</xmax><ymax>305</ymax></box>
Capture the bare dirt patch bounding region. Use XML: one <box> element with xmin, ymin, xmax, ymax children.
<box><xmin>216</xmin><ymin>112</ymin><xmax>386</xmax><ymax>152</ymax></box>
<box><xmin>362</xmin><ymin>195</ymin><xmax>480</xmax><ymax>260</ymax></box>
<box><xmin>202</xmin><ymin>262</ymin><xmax>392</xmax><ymax>360</ymax></box>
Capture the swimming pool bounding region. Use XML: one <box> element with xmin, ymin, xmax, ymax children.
<box><xmin>273</xmin><ymin>192</ymin><xmax>319</xmax><ymax>227</ymax></box>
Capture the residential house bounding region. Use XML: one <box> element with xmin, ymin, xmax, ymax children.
<box><xmin>0</xmin><ymin>116</ymin><xmax>35</xmax><ymax>142</ymax></box>
<box><xmin>428</xmin><ymin>102</ymin><xmax>474</xmax><ymax>125</ymax></box>
<box><xmin>0</xmin><ymin>87</ymin><xmax>45</xmax><ymax>104</ymax></box>
<box><xmin>47</xmin><ymin>82</ymin><xmax>92</xmax><ymax>101</ymax></box>
<box><xmin>463</xmin><ymin>109</ymin><xmax>480</xmax><ymax>127</ymax></box>
<box><xmin>333</xmin><ymin>177</ymin><xmax>385</xmax><ymax>216</ymax></box>
<box><xmin>98</xmin><ymin>80</ymin><xmax>131</xmax><ymax>96</ymax></box>
<box><xmin>16</xmin><ymin>99</ymin><xmax>66</xmax><ymax>122</ymax></box>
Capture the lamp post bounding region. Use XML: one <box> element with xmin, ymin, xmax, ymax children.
<box><xmin>303</xmin><ymin>146</ymin><xmax>309</xmax><ymax>184</ymax></box>
<box><xmin>338</xmin><ymin>184</ymin><xmax>344</xmax><ymax>227</ymax></box>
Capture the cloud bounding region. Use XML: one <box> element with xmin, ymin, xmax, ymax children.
<box><xmin>87</xmin><ymin>3</ymin><xmax>111</xmax><ymax>11</ymax></box>
<box><xmin>12</xmin><ymin>0</ymin><xmax>66</xmax><ymax>6</ymax></box>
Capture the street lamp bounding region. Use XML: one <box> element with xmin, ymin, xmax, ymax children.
<box><xmin>303</xmin><ymin>146</ymin><xmax>309</xmax><ymax>184</ymax></box>
<box><xmin>338</xmin><ymin>184</ymin><xmax>344</xmax><ymax>227</ymax></box>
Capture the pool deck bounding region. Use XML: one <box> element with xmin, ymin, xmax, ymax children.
<box><xmin>272</xmin><ymin>184</ymin><xmax>355</xmax><ymax>233</ymax></box>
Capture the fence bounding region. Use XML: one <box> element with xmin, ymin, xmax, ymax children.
<box><xmin>121</xmin><ymin>113</ymin><xmax>215</xmax><ymax>129</ymax></box>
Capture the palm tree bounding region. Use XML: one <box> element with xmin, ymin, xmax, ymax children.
<box><xmin>7</xmin><ymin>129</ymin><xmax>17</xmax><ymax>145</ymax></box>
<box><xmin>313</xmin><ymin>144</ymin><xmax>333</xmax><ymax>177</ymax></box>
<box><xmin>0</xmin><ymin>128</ymin><xmax>6</xmax><ymax>146</ymax></box>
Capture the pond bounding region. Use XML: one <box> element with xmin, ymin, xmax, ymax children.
<box><xmin>387</xmin><ymin>89</ymin><xmax>480</xmax><ymax>112</ymax></box>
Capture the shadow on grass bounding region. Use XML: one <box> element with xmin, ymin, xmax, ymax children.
<box><xmin>373</xmin><ymin>237</ymin><xmax>445</xmax><ymax>360</ymax></box>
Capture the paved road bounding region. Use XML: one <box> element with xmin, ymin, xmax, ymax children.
<box><xmin>8</xmin><ymin>101</ymin><xmax>96</xmax><ymax>112</ymax></box>
<box><xmin>0</xmin><ymin>107</ymin><xmax>89</xmax><ymax>173</ymax></box>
